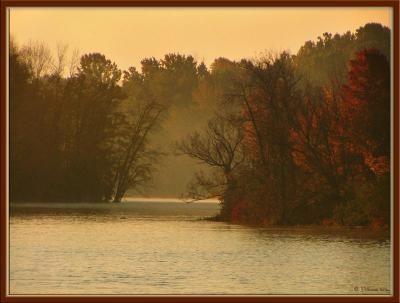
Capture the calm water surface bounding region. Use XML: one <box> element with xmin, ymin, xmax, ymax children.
<box><xmin>10</xmin><ymin>200</ymin><xmax>391</xmax><ymax>295</ymax></box>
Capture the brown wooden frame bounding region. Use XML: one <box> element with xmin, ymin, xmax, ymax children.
<box><xmin>0</xmin><ymin>1</ymin><xmax>398</xmax><ymax>302</ymax></box>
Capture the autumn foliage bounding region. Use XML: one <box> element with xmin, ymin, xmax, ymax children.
<box><xmin>10</xmin><ymin>23</ymin><xmax>391</xmax><ymax>227</ymax></box>
<box><xmin>180</xmin><ymin>24</ymin><xmax>391</xmax><ymax>227</ymax></box>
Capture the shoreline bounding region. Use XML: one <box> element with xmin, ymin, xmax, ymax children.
<box><xmin>203</xmin><ymin>215</ymin><xmax>391</xmax><ymax>233</ymax></box>
<box><xmin>10</xmin><ymin>202</ymin><xmax>390</xmax><ymax>234</ymax></box>
<box><xmin>9</xmin><ymin>198</ymin><xmax>220</xmax><ymax>205</ymax></box>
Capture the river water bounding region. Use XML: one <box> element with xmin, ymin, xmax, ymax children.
<box><xmin>9</xmin><ymin>200</ymin><xmax>391</xmax><ymax>295</ymax></box>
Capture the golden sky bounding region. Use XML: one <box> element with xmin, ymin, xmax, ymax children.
<box><xmin>9</xmin><ymin>7</ymin><xmax>392</xmax><ymax>71</ymax></box>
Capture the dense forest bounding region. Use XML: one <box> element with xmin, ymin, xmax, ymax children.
<box><xmin>10</xmin><ymin>23</ymin><xmax>390</xmax><ymax>227</ymax></box>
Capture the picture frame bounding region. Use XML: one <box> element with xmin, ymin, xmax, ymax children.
<box><xmin>1</xmin><ymin>1</ymin><xmax>398</xmax><ymax>302</ymax></box>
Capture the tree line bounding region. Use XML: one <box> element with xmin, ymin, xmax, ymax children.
<box><xmin>10</xmin><ymin>23</ymin><xmax>391</xmax><ymax>227</ymax></box>
<box><xmin>10</xmin><ymin>41</ymin><xmax>202</xmax><ymax>202</ymax></box>
<box><xmin>177</xmin><ymin>23</ymin><xmax>390</xmax><ymax>227</ymax></box>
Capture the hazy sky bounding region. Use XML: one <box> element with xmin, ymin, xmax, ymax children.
<box><xmin>9</xmin><ymin>7</ymin><xmax>392</xmax><ymax>71</ymax></box>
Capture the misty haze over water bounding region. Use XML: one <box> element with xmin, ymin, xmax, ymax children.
<box><xmin>10</xmin><ymin>200</ymin><xmax>391</xmax><ymax>295</ymax></box>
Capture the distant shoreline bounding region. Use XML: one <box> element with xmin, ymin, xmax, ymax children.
<box><xmin>123</xmin><ymin>197</ymin><xmax>220</xmax><ymax>203</ymax></box>
<box><xmin>9</xmin><ymin>197</ymin><xmax>220</xmax><ymax>205</ymax></box>
<box><xmin>9</xmin><ymin>202</ymin><xmax>390</xmax><ymax>235</ymax></box>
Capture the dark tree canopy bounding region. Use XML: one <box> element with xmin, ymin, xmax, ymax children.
<box><xmin>10</xmin><ymin>23</ymin><xmax>391</xmax><ymax>228</ymax></box>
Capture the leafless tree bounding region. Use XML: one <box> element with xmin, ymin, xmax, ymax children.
<box><xmin>20</xmin><ymin>40</ymin><xmax>53</xmax><ymax>78</ymax></box>
<box><xmin>52</xmin><ymin>43</ymin><xmax>68</xmax><ymax>77</ymax></box>
<box><xmin>69</xmin><ymin>48</ymin><xmax>80</xmax><ymax>77</ymax></box>
<box><xmin>177</xmin><ymin>114</ymin><xmax>245</xmax><ymax>201</ymax></box>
